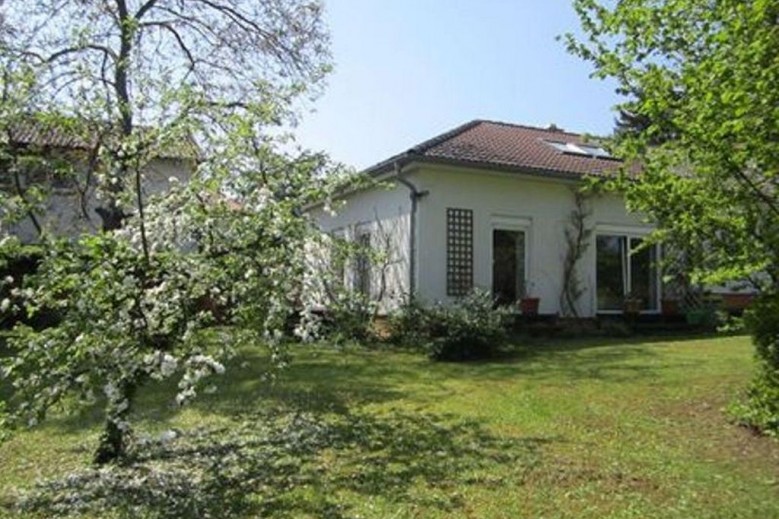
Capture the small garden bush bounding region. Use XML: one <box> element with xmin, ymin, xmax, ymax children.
<box><xmin>387</xmin><ymin>296</ymin><xmax>436</xmax><ymax>347</ymax></box>
<box><xmin>314</xmin><ymin>292</ymin><xmax>375</xmax><ymax>344</ymax></box>
<box><xmin>731</xmin><ymin>293</ymin><xmax>779</xmax><ymax>436</ymax></box>
<box><xmin>390</xmin><ymin>290</ymin><xmax>511</xmax><ymax>361</ymax></box>
<box><xmin>0</xmin><ymin>241</ymin><xmax>47</xmax><ymax>329</ymax></box>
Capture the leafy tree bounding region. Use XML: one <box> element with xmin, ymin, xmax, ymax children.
<box><xmin>0</xmin><ymin>0</ymin><xmax>337</xmax><ymax>464</ymax></box>
<box><xmin>566</xmin><ymin>0</ymin><xmax>779</xmax><ymax>433</ymax></box>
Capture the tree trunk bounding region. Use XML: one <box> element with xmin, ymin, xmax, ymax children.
<box><xmin>92</xmin><ymin>0</ymin><xmax>135</xmax><ymax>235</ymax></box>
<box><xmin>94</xmin><ymin>378</ymin><xmax>137</xmax><ymax>465</ymax></box>
<box><xmin>95</xmin><ymin>205</ymin><xmax>126</xmax><ymax>232</ymax></box>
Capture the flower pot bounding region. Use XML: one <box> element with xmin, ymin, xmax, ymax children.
<box><xmin>519</xmin><ymin>297</ymin><xmax>540</xmax><ymax>316</ymax></box>
<box><xmin>661</xmin><ymin>299</ymin><xmax>680</xmax><ymax>317</ymax></box>
<box><xmin>623</xmin><ymin>298</ymin><xmax>643</xmax><ymax>316</ymax></box>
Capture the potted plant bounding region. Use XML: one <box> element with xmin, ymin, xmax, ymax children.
<box><xmin>686</xmin><ymin>292</ymin><xmax>722</xmax><ymax>327</ymax></box>
<box><xmin>661</xmin><ymin>297</ymin><xmax>680</xmax><ymax>317</ymax></box>
<box><xmin>661</xmin><ymin>277</ymin><xmax>683</xmax><ymax>317</ymax></box>
<box><xmin>518</xmin><ymin>281</ymin><xmax>540</xmax><ymax>316</ymax></box>
<box><xmin>622</xmin><ymin>293</ymin><xmax>643</xmax><ymax>316</ymax></box>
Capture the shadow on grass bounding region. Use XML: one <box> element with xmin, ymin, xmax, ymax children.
<box><xmin>42</xmin><ymin>333</ymin><xmax>715</xmax><ymax>435</ymax></box>
<box><xmin>43</xmin><ymin>345</ymin><xmax>417</xmax><ymax>436</ymax></box>
<box><xmin>10</xmin><ymin>408</ymin><xmax>551</xmax><ymax>518</ymax></box>
<box><xmin>424</xmin><ymin>333</ymin><xmax>711</xmax><ymax>384</ymax></box>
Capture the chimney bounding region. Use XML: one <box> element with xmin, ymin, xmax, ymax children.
<box><xmin>547</xmin><ymin>123</ymin><xmax>563</xmax><ymax>132</ymax></box>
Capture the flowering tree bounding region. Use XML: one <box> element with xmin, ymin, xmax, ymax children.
<box><xmin>0</xmin><ymin>0</ymin><xmax>338</xmax><ymax>464</ymax></box>
<box><xmin>1</xmin><ymin>0</ymin><xmax>331</xmax><ymax>231</ymax></box>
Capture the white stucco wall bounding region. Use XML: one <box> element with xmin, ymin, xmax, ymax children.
<box><xmin>308</xmin><ymin>178</ymin><xmax>413</xmax><ymax>313</ymax></box>
<box><xmin>9</xmin><ymin>157</ymin><xmax>193</xmax><ymax>242</ymax></box>
<box><xmin>411</xmin><ymin>164</ymin><xmax>653</xmax><ymax>317</ymax></box>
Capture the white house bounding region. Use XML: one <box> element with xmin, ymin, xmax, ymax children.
<box><xmin>309</xmin><ymin>119</ymin><xmax>685</xmax><ymax>318</ymax></box>
<box><xmin>1</xmin><ymin>120</ymin><xmax>194</xmax><ymax>242</ymax></box>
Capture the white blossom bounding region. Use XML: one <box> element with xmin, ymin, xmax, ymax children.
<box><xmin>159</xmin><ymin>429</ymin><xmax>178</xmax><ymax>442</ymax></box>
<box><xmin>103</xmin><ymin>383</ymin><xmax>118</xmax><ymax>400</ymax></box>
<box><xmin>160</xmin><ymin>354</ymin><xmax>178</xmax><ymax>377</ymax></box>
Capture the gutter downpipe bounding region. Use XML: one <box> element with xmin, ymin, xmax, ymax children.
<box><xmin>394</xmin><ymin>160</ymin><xmax>427</xmax><ymax>301</ymax></box>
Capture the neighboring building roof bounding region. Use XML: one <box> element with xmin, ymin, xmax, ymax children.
<box><xmin>5</xmin><ymin>118</ymin><xmax>199</xmax><ymax>160</ymax></box>
<box><xmin>367</xmin><ymin>119</ymin><xmax>624</xmax><ymax>179</ymax></box>
<box><xmin>8</xmin><ymin>120</ymin><xmax>86</xmax><ymax>150</ymax></box>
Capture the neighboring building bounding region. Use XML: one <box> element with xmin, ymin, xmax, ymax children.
<box><xmin>1</xmin><ymin>120</ymin><xmax>195</xmax><ymax>242</ymax></box>
<box><xmin>309</xmin><ymin>119</ymin><xmax>744</xmax><ymax>317</ymax></box>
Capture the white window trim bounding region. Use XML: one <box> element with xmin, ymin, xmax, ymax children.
<box><xmin>594</xmin><ymin>225</ymin><xmax>662</xmax><ymax>315</ymax></box>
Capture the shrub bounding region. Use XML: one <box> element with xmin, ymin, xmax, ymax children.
<box><xmin>390</xmin><ymin>290</ymin><xmax>510</xmax><ymax>361</ymax></box>
<box><xmin>314</xmin><ymin>292</ymin><xmax>375</xmax><ymax>345</ymax></box>
<box><xmin>731</xmin><ymin>293</ymin><xmax>779</xmax><ymax>436</ymax></box>
<box><xmin>387</xmin><ymin>296</ymin><xmax>436</xmax><ymax>347</ymax></box>
<box><xmin>0</xmin><ymin>240</ymin><xmax>49</xmax><ymax>329</ymax></box>
<box><xmin>730</xmin><ymin>363</ymin><xmax>779</xmax><ymax>437</ymax></box>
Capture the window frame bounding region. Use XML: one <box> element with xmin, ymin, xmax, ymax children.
<box><xmin>595</xmin><ymin>226</ymin><xmax>662</xmax><ymax>314</ymax></box>
<box><xmin>489</xmin><ymin>215</ymin><xmax>532</xmax><ymax>304</ymax></box>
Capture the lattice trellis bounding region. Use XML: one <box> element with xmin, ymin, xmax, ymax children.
<box><xmin>447</xmin><ymin>208</ymin><xmax>473</xmax><ymax>296</ymax></box>
<box><xmin>661</xmin><ymin>247</ymin><xmax>705</xmax><ymax>311</ymax></box>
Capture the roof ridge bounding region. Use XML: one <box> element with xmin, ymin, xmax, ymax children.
<box><xmin>473</xmin><ymin>119</ymin><xmax>588</xmax><ymax>138</ymax></box>
<box><xmin>407</xmin><ymin>119</ymin><xmax>484</xmax><ymax>154</ymax></box>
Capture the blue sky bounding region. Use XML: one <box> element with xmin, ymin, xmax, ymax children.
<box><xmin>294</xmin><ymin>1</ymin><xmax>621</xmax><ymax>170</ymax></box>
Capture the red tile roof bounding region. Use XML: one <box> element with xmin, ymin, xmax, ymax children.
<box><xmin>368</xmin><ymin>119</ymin><xmax>623</xmax><ymax>179</ymax></box>
<box><xmin>8</xmin><ymin>119</ymin><xmax>91</xmax><ymax>149</ymax></box>
<box><xmin>5</xmin><ymin>118</ymin><xmax>198</xmax><ymax>160</ymax></box>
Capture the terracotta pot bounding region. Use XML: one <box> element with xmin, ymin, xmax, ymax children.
<box><xmin>623</xmin><ymin>298</ymin><xmax>643</xmax><ymax>315</ymax></box>
<box><xmin>661</xmin><ymin>299</ymin><xmax>679</xmax><ymax>316</ymax></box>
<box><xmin>519</xmin><ymin>297</ymin><xmax>540</xmax><ymax>316</ymax></box>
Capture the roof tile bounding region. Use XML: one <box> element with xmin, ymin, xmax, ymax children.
<box><xmin>371</xmin><ymin>119</ymin><xmax>623</xmax><ymax>178</ymax></box>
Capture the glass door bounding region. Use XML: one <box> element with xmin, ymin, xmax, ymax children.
<box><xmin>596</xmin><ymin>234</ymin><xmax>659</xmax><ymax>312</ymax></box>
<box><xmin>492</xmin><ymin>229</ymin><xmax>526</xmax><ymax>306</ymax></box>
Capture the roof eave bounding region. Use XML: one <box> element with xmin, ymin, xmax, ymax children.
<box><xmin>388</xmin><ymin>155</ymin><xmax>614</xmax><ymax>182</ymax></box>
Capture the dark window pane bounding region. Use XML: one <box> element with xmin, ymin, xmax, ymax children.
<box><xmin>597</xmin><ymin>235</ymin><xmax>626</xmax><ymax>311</ymax></box>
<box><xmin>492</xmin><ymin>229</ymin><xmax>525</xmax><ymax>306</ymax></box>
<box><xmin>629</xmin><ymin>238</ymin><xmax>658</xmax><ymax>310</ymax></box>
<box><xmin>355</xmin><ymin>232</ymin><xmax>371</xmax><ymax>297</ymax></box>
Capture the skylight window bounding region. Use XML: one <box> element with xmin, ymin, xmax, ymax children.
<box><xmin>544</xmin><ymin>140</ymin><xmax>612</xmax><ymax>159</ymax></box>
<box><xmin>577</xmin><ymin>144</ymin><xmax>612</xmax><ymax>158</ymax></box>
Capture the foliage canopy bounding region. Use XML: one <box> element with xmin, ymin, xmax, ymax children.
<box><xmin>567</xmin><ymin>0</ymin><xmax>779</xmax><ymax>435</ymax></box>
<box><xmin>567</xmin><ymin>0</ymin><xmax>779</xmax><ymax>287</ymax></box>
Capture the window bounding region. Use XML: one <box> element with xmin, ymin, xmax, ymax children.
<box><xmin>330</xmin><ymin>229</ymin><xmax>346</xmax><ymax>289</ymax></box>
<box><xmin>576</xmin><ymin>144</ymin><xmax>612</xmax><ymax>159</ymax></box>
<box><xmin>492</xmin><ymin>229</ymin><xmax>526</xmax><ymax>306</ymax></box>
<box><xmin>354</xmin><ymin>229</ymin><xmax>371</xmax><ymax>297</ymax></box>
<box><xmin>447</xmin><ymin>208</ymin><xmax>473</xmax><ymax>296</ymax></box>
<box><xmin>596</xmin><ymin>235</ymin><xmax>659</xmax><ymax>311</ymax></box>
<box><xmin>544</xmin><ymin>140</ymin><xmax>612</xmax><ymax>159</ymax></box>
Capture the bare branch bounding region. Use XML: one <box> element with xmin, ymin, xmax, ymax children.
<box><xmin>134</xmin><ymin>0</ymin><xmax>159</xmax><ymax>21</ymax></box>
<box><xmin>46</xmin><ymin>44</ymin><xmax>117</xmax><ymax>64</ymax></box>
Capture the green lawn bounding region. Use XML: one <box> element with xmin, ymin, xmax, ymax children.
<box><xmin>2</xmin><ymin>334</ymin><xmax>778</xmax><ymax>518</ymax></box>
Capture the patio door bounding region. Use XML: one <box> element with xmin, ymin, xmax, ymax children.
<box><xmin>596</xmin><ymin>234</ymin><xmax>659</xmax><ymax>312</ymax></box>
<box><xmin>492</xmin><ymin>229</ymin><xmax>526</xmax><ymax>306</ymax></box>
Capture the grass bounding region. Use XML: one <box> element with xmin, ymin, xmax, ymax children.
<box><xmin>1</xmin><ymin>334</ymin><xmax>779</xmax><ymax>518</ymax></box>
